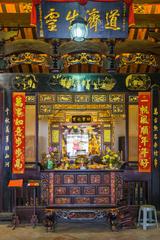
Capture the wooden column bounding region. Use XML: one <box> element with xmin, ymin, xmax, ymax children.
<box><xmin>151</xmin><ymin>85</ymin><xmax>160</xmax><ymax>209</ymax></box>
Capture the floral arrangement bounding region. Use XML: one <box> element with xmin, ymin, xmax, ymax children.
<box><xmin>40</xmin><ymin>146</ymin><xmax>124</xmax><ymax>170</ymax></box>
<box><xmin>102</xmin><ymin>147</ymin><xmax>123</xmax><ymax>169</ymax></box>
<box><xmin>41</xmin><ymin>146</ymin><xmax>59</xmax><ymax>169</ymax></box>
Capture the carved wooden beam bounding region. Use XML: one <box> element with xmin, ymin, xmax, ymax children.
<box><xmin>0</xmin><ymin>13</ymin><xmax>30</xmax><ymax>27</ymax></box>
<box><xmin>59</xmin><ymin>40</ymin><xmax>108</xmax><ymax>55</ymax></box>
<box><xmin>4</xmin><ymin>39</ymin><xmax>53</xmax><ymax>56</ymax></box>
<box><xmin>115</xmin><ymin>40</ymin><xmax>160</xmax><ymax>55</ymax></box>
<box><xmin>0</xmin><ymin>31</ymin><xmax>18</xmax><ymax>41</ymax></box>
<box><xmin>149</xmin><ymin>31</ymin><xmax>160</xmax><ymax>41</ymax></box>
<box><xmin>135</xmin><ymin>15</ymin><xmax>160</xmax><ymax>27</ymax></box>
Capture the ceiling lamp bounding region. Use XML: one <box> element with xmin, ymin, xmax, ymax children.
<box><xmin>70</xmin><ymin>16</ymin><xmax>88</xmax><ymax>42</ymax></box>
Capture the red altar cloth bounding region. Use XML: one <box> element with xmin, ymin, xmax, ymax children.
<box><xmin>8</xmin><ymin>179</ymin><xmax>23</xmax><ymax>188</ymax></box>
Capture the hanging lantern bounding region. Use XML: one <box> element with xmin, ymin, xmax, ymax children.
<box><xmin>70</xmin><ymin>16</ymin><xmax>88</xmax><ymax>42</ymax></box>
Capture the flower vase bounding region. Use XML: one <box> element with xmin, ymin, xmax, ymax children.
<box><xmin>80</xmin><ymin>161</ymin><xmax>86</xmax><ymax>170</ymax></box>
<box><xmin>47</xmin><ymin>159</ymin><xmax>53</xmax><ymax>169</ymax></box>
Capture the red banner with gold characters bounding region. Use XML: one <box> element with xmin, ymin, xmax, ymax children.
<box><xmin>138</xmin><ymin>93</ymin><xmax>151</xmax><ymax>173</ymax></box>
<box><xmin>12</xmin><ymin>93</ymin><xmax>25</xmax><ymax>174</ymax></box>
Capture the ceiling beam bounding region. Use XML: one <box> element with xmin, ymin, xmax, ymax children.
<box><xmin>2</xmin><ymin>0</ymin><xmax>160</xmax><ymax>3</ymax></box>
<box><xmin>1</xmin><ymin>0</ymin><xmax>31</xmax><ymax>2</ymax></box>
<box><xmin>134</xmin><ymin>0</ymin><xmax>160</xmax><ymax>3</ymax></box>
<box><xmin>135</xmin><ymin>14</ymin><xmax>160</xmax><ymax>27</ymax></box>
<box><xmin>0</xmin><ymin>13</ymin><xmax>30</xmax><ymax>27</ymax></box>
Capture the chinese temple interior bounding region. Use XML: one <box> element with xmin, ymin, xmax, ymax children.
<box><xmin>1</xmin><ymin>0</ymin><xmax>160</xmax><ymax>238</ymax></box>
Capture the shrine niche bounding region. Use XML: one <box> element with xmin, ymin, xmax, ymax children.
<box><xmin>61</xmin><ymin>124</ymin><xmax>102</xmax><ymax>159</ymax></box>
<box><xmin>37</xmin><ymin>91</ymin><xmax>126</xmax><ymax>170</ymax></box>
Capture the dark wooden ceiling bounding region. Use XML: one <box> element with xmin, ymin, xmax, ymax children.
<box><xmin>1</xmin><ymin>0</ymin><xmax>160</xmax><ymax>74</ymax></box>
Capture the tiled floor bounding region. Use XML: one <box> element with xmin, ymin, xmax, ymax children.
<box><xmin>0</xmin><ymin>223</ymin><xmax>160</xmax><ymax>240</ymax></box>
